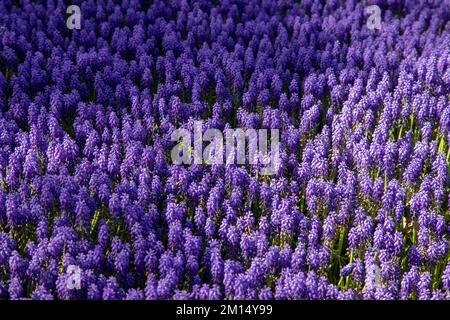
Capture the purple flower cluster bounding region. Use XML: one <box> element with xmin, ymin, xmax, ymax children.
<box><xmin>0</xmin><ymin>0</ymin><xmax>449</xmax><ymax>300</ymax></box>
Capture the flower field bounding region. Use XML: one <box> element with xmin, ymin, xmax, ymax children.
<box><xmin>0</xmin><ymin>0</ymin><xmax>449</xmax><ymax>300</ymax></box>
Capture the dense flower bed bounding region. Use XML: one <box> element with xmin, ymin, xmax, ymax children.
<box><xmin>0</xmin><ymin>0</ymin><xmax>449</xmax><ymax>300</ymax></box>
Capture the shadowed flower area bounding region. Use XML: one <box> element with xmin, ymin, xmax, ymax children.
<box><xmin>0</xmin><ymin>0</ymin><xmax>449</xmax><ymax>300</ymax></box>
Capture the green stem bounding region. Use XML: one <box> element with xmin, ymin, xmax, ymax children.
<box><xmin>438</xmin><ymin>136</ymin><xmax>444</xmax><ymax>154</ymax></box>
<box><xmin>397</xmin><ymin>125</ymin><xmax>403</xmax><ymax>140</ymax></box>
<box><xmin>412</xmin><ymin>222</ymin><xmax>418</xmax><ymax>245</ymax></box>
